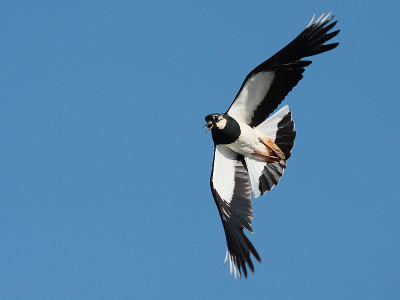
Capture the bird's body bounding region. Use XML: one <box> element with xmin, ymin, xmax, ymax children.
<box><xmin>227</xmin><ymin>122</ymin><xmax>266</xmax><ymax>159</ymax></box>
<box><xmin>204</xmin><ymin>12</ymin><xmax>339</xmax><ymax>278</ymax></box>
<box><xmin>209</xmin><ymin>116</ymin><xmax>284</xmax><ymax>162</ymax></box>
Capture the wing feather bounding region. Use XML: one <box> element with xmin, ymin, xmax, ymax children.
<box><xmin>210</xmin><ymin>145</ymin><xmax>260</xmax><ymax>278</ymax></box>
<box><xmin>227</xmin><ymin>12</ymin><xmax>339</xmax><ymax>127</ymax></box>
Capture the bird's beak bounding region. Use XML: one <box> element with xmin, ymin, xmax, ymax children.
<box><xmin>203</xmin><ymin>121</ymin><xmax>214</xmax><ymax>133</ymax></box>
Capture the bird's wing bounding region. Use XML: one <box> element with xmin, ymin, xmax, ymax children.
<box><xmin>210</xmin><ymin>145</ymin><xmax>261</xmax><ymax>278</ymax></box>
<box><xmin>227</xmin><ymin>12</ymin><xmax>339</xmax><ymax>127</ymax></box>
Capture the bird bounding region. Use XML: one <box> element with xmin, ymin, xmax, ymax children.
<box><xmin>204</xmin><ymin>12</ymin><xmax>339</xmax><ymax>278</ymax></box>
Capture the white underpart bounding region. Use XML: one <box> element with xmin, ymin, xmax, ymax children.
<box><xmin>225</xmin><ymin>105</ymin><xmax>289</xmax><ymax>160</ymax></box>
<box><xmin>226</xmin><ymin>122</ymin><xmax>261</xmax><ymax>158</ymax></box>
<box><xmin>227</xmin><ymin>71</ymin><xmax>275</xmax><ymax>124</ymax></box>
<box><xmin>212</xmin><ymin>145</ymin><xmax>238</xmax><ymax>203</ymax></box>
<box><xmin>236</xmin><ymin>105</ymin><xmax>290</xmax><ymax>198</ymax></box>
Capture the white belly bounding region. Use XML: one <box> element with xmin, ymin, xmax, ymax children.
<box><xmin>226</xmin><ymin>122</ymin><xmax>267</xmax><ymax>159</ymax></box>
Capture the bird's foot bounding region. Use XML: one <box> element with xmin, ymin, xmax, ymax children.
<box><xmin>252</xmin><ymin>151</ymin><xmax>281</xmax><ymax>162</ymax></box>
<box><xmin>258</xmin><ymin>137</ymin><xmax>285</xmax><ymax>160</ymax></box>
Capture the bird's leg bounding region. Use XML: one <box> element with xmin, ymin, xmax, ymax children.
<box><xmin>258</xmin><ymin>136</ymin><xmax>285</xmax><ymax>160</ymax></box>
<box><xmin>252</xmin><ymin>151</ymin><xmax>280</xmax><ymax>162</ymax></box>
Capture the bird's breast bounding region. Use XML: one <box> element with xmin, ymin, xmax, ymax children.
<box><xmin>226</xmin><ymin>123</ymin><xmax>263</xmax><ymax>156</ymax></box>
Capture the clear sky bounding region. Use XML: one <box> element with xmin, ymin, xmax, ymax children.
<box><xmin>1</xmin><ymin>1</ymin><xmax>399</xmax><ymax>299</ymax></box>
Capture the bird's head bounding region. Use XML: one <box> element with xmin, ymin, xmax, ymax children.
<box><xmin>204</xmin><ymin>114</ymin><xmax>227</xmax><ymax>133</ymax></box>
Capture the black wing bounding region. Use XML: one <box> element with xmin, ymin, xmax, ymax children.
<box><xmin>227</xmin><ymin>12</ymin><xmax>339</xmax><ymax>127</ymax></box>
<box><xmin>210</xmin><ymin>145</ymin><xmax>261</xmax><ymax>278</ymax></box>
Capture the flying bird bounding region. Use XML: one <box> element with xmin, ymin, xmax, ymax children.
<box><xmin>204</xmin><ymin>12</ymin><xmax>339</xmax><ymax>278</ymax></box>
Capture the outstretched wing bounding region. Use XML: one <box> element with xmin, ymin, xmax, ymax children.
<box><xmin>210</xmin><ymin>145</ymin><xmax>261</xmax><ymax>278</ymax></box>
<box><xmin>227</xmin><ymin>12</ymin><xmax>339</xmax><ymax>127</ymax></box>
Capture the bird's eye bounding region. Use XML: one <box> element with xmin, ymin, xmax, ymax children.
<box><xmin>214</xmin><ymin>116</ymin><xmax>219</xmax><ymax>121</ymax></box>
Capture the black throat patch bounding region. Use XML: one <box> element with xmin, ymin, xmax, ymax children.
<box><xmin>211</xmin><ymin>115</ymin><xmax>241</xmax><ymax>145</ymax></box>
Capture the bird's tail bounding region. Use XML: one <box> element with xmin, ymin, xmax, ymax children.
<box><xmin>245</xmin><ymin>106</ymin><xmax>296</xmax><ymax>197</ymax></box>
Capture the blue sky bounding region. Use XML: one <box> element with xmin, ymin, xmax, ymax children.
<box><xmin>1</xmin><ymin>1</ymin><xmax>399</xmax><ymax>299</ymax></box>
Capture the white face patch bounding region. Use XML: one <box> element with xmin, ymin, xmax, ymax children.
<box><xmin>216</xmin><ymin>116</ymin><xmax>227</xmax><ymax>129</ymax></box>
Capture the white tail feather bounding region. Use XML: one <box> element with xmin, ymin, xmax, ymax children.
<box><xmin>245</xmin><ymin>157</ymin><xmax>266</xmax><ymax>198</ymax></box>
<box><xmin>255</xmin><ymin>105</ymin><xmax>289</xmax><ymax>141</ymax></box>
<box><xmin>246</xmin><ymin>105</ymin><xmax>290</xmax><ymax>197</ymax></box>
